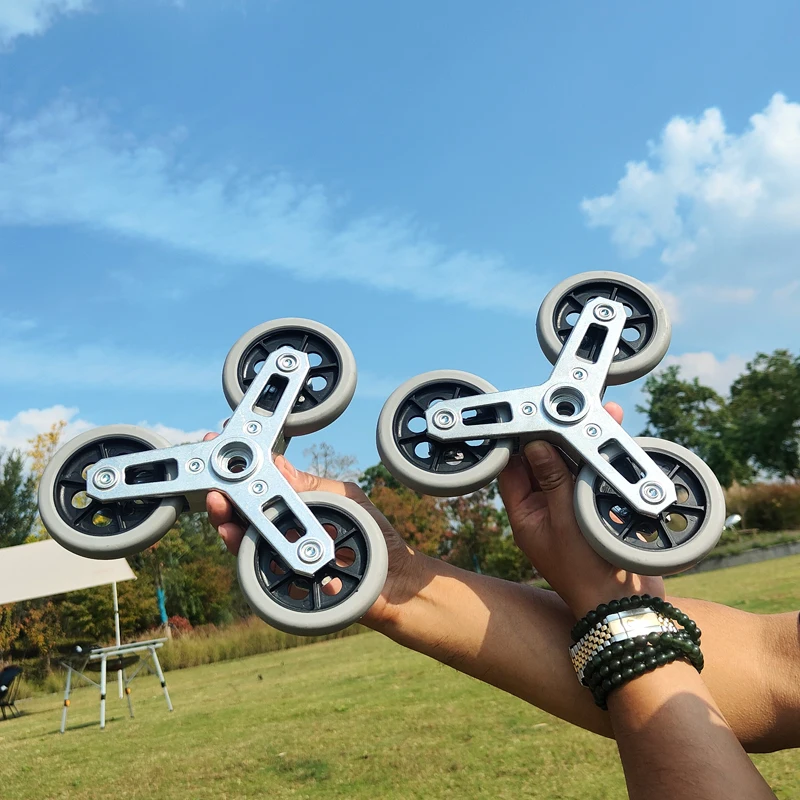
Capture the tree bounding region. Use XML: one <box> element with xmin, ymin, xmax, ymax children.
<box><xmin>360</xmin><ymin>464</ymin><xmax>451</xmax><ymax>557</ymax></box>
<box><xmin>728</xmin><ymin>350</ymin><xmax>800</xmax><ymax>480</ymax></box>
<box><xmin>0</xmin><ymin>605</ymin><xmax>22</xmax><ymax>665</ymax></box>
<box><xmin>303</xmin><ymin>442</ymin><xmax>359</xmax><ymax>481</ymax></box>
<box><xmin>637</xmin><ymin>366</ymin><xmax>751</xmax><ymax>487</ymax></box>
<box><xmin>0</xmin><ymin>449</ymin><xmax>38</xmax><ymax>548</ymax></box>
<box><xmin>27</xmin><ymin>420</ymin><xmax>67</xmax><ymax>539</ymax></box>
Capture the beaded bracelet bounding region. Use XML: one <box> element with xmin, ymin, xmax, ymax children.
<box><xmin>569</xmin><ymin>596</ymin><xmax>703</xmax><ymax>709</ymax></box>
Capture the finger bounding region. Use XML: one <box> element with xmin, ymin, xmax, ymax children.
<box><xmin>275</xmin><ymin>455</ymin><xmax>369</xmax><ymax>502</ymax></box>
<box><xmin>203</xmin><ymin>432</ymin><xmax>219</xmax><ymax>442</ymax></box>
<box><xmin>603</xmin><ymin>401</ymin><xmax>624</xmax><ymax>425</ymax></box>
<box><xmin>524</xmin><ymin>440</ymin><xmax>574</xmax><ymax>508</ymax></box>
<box><xmin>206</xmin><ymin>490</ymin><xmax>234</xmax><ymax>529</ymax></box>
<box><xmin>497</xmin><ymin>455</ymin><xmax>534</xmax><ymax>510</ymax></box>
<box><xmin>218</xmin><ymin>521</ymin><xmax>245</xmax><ymax>556</ymax></box>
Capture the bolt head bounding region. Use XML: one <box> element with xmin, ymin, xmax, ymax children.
<box><xmin>640</xmin><ymin>482</ymin><xmax>665</xmax><ymax>504</ymax></box>
<box><xmin>432</xmin><ymin>409</ymin><xmax>456</xmax><ymax>429</ymax></box>
<box><xmin>277</xmin><ymin>353</ymin><xmax>298</xmax><ymax>372</ymax></box>
<box><xmin>245</xmin><ymin>421</ymin><xmax>262</xmax><ymax>435</ymax></box>
<box><xmin>572</xmin><ymin>368</ymin><xmax>587</xmax><ymax>381</ymax></box>
<box><xmin>298</xmin><ymin>539</ymin><xmax>324</xmax><ymax>564</ymax></box>
<box><xmin>250</xmin><ymin>480</ymin><xmax>267</xmax><ymax>495</ymax></box>
<box><xmin>585</xmin><ymin>424</ymin><xmax>601</xmax><ymax>438</ymax></box>
<box><xmin>93</xmin><ymin>469</ymin><xmax>118</xmax><ymax>489</ymax></box>
<box><xmin>594</xmin><ymin>304</ymin><xmax>616</xmax><ymax>321</ymax></box>
<box><xmin>187</xmin><ymin>459</ymin><xmax>205</xmax><ymax>474</ymax></box>
<box><xmin>521</xmin><ymin>403</ymin><xmax>536</xmax><ymax>416</ymax></box>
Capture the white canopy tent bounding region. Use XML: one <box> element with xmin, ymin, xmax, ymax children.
<box><xmin>0</xmin><ymin>539</ymin><xmax>136</xmax><ymax>699</ymax></box>
<box><xmin>0</xmin><ymin>539</ymin><xmax>135</xmax><ymax>605</ymax></box>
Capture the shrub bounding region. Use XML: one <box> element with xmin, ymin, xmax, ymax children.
<box><xmin>725</xmin><ymin>482</ymin><xmax>800</xmax><ymax>532</ymax></box>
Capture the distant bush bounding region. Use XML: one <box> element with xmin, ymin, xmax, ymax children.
<box><xmin>725</xmin><ymin>482</ymin><xmax>800</xmax><ymax>532</ymax></box>
<box><xmin>154</xmin><ymin>616</ymin><xmax>364</xmax><ymax>672</ymax></box>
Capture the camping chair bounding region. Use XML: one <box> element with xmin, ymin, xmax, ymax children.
<box><xmin>0</xmin><ymin>665</ymin><xmax>23</xmax><ymax>720</ymax></box>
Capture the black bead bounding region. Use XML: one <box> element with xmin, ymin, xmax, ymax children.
<box><xmin>647</xmin><ymin>632</ymin><xmax>661</xmax><ymax>645</ymax></box>
<box><xmin>632</xmin><ymin>649</ymin><xmax>646</xmax><ymax>662</ymax></box>
<box><xmin>621</xmin><ymin>654</ymin><xmax>633</xmax><ymax>666</ymax></box>
<box><xmin>590</xmin><ymin>655</ymin><xmax>603</xmax><ymax>670</ymax></box>
<box><xmin>609</xmin><ymin>659</ymin><xmax>621</xmax><ymax>671</ymax></box>
<box><xmin>634</xmin><ymin>635</ymin><xmax>648</xmax><ymax>648</ymax></box>
<box><xmin>602</xmin><ymin>678</ymin><xmax>613</xmax><ymax>692</ymax></box>
<box><xmin>621</xmin><ymin>667</ymin><xmax>634</xmax><ymax>681</ymax></box>
<box><xmin>587</xmin><ymin>611</ymin><xmax>598</xmax><ymax>626</ymax></box>
<box><xmin>645</xmin><ymin>656</ymin><xmax>658</xmax><ymax>670</ymax></box>
<box><xmin>599</xmin><ymin>664</ymin><xmax>611</xmax><ymax>678</ymax></box>
<box><xmin>633</xmin><ymin>662</ymin><xmax>646</xmax><ymax>675</ymax></box>
<box><xmin>596</xmin><ymin>604</ymin><xmax>609</xmax><ymax>618</ymax></box>
<box><xmin>611</xmin><ymin>672</ymin><xmax>624</xmax><ymax>687</ymax></box>
<box><xmin>611</xmin><ymin>643</ymin><xmax>624</xmax><ymax>656</ymax></box>
<box><xmin>661</xmin><ymin>633</ymin><xmax>674</xmax><ymax>646</ymax></box>
<box><xmin>619</xmin><ymin>597</ymin><xmax>632</xmax><ymax>610</ymax></box>
<box><xmin>608</xmin><ymin>600</ymin><xmax>620</xmax><ymax>613</ymax></box>
<box><xmin>601</xmin><ymin>648</ymin><xmax>614</xmax><ymax>662</ymax></box>
<box><xmin>656</xmin><ymin>653</ymin><xmax>669</xmax><ymax>666</ymax></box>
<box><xmin>623</xmin><ymin>639</ymin><xmax>635</xmax><ymax>652</ymax></box>
<box><xmin>640</xmin><ymin>594</ymin><xmax>652</xmax><ymax>603</ymax></box>
<box><xmin>630</xmin><ymin>595</ymin><xmax>641</xmax><ymax>605</ymax></box>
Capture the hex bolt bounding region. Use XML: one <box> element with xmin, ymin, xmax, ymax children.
<box><xmin>245</xmin><ymin>421</ymin><xmax>262</xmax><ymax>435</ymax></box>
<box><xmin>187</xmin><ymin>459</ymin><xmax>205</xmax><ymax>474</ymax></box>
<box><xmin>93</xmin><ymin>469</ymin><xmax>118</xmax><ymax>489</ymax></box>
<box><xmin>572</xmin><ymin>368</ymin><xmax>587</xmax><ymax>381</ymax></box>
<box><xmin>277</xmin><ymin>354</ymin><xmax>299</xmax><ymax>372</ymax></box>
<box><xmin>640</xmin><ymin>482</ymin><xmax>666</xmax><ymax>504</ymax></box>
<box><xmin>250</xmin><ymin>480</ymin><xmax>268</xmax><ymax>495</ymax></box>
<box><xmin>432</xmin><ymin>409</ymin><xmax>456</xmax><ymax>429</ymax></box>
<box><xmin>585</xmin><ymin>424</ymin><xmax>601</xmax><ymax>438</ymax></box>
<box><xmin>520</xmin><ymin>403</ymin><xmax>536</xmax><ymax>416</ymax></box>
<box><xmin>594</xmin><ymin>304</ymin><xmax>616</xmax><ymax>321</ymax></box>
<box><xmin>298</xmin><ymin>539</ymin><xmax>324</xmax><ymax>564</ymax></box>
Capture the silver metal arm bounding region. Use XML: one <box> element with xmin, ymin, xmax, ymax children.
<box><xmin>84</xmin><ymin>348</ymin><xmax>336</xmax><ymax>576</ymax></box>
<box><xmin>422</xmin><ymin>297</ymin><xmax>676</xmax><ymax>517</ymax></box>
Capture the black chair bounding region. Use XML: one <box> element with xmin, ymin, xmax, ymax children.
<box><xmin>0</xmin><ymin>665</ymin><xmax>23</xmax><ymax>720</ymax></box>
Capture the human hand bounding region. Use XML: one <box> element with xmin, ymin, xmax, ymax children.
<box><xmin>202</xmin><ymin>431</ymin><xmax>420</xmax><ymax>629</ymax></box>
<box><xmin>497</xmin><ymin>403</ymin><xmax>665</xmax><ymax>620</ymax></box>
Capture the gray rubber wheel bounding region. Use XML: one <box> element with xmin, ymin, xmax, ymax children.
<box><xmin>222</xmin><ymin>319</ymin><xmax>357</xmax><ymax>437</ymax></box>
<box><xmin>536</xmin><ymin>271</ymin><xmax>672</xmax><ymax>385</ymax></box>
<box><xmin>376</xmin><ymin>370</ymin><xmax>513</xmax><ymax>497</ymax></box>
<box><xmin>574</xmin><ymin>437</ymin><xmax>725</xmax><ymax>576</ymax></box>
<box><xmin>237</xmin><ymin>491</ymin><xmax>388</xmax><ymax>635</ymax></box>
<box><xmin>38</xmin><ymin>425</ymin><xmax>183</xmax><ymax>560</ymax></box>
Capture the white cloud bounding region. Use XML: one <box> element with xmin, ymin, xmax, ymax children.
<box><xmin>0</xmin><ymin>100</ymin><xmax>546</xmax><ymax>316</ymax></box>
<box><xmin>0</xmin><ymin>0</ymin><xmax>91</xmax><ymax>48</ymax></box>
<box><xmin>0</xmin><ymin>405</ymin><xmax>207</xmax><ymax>455</ymax></box>
<box><xmin>582</xmin><ymin>93</ymin><xmax>800</xmax><ymax>298</ymax></box>
<box><xmin>660</xmin><ymin>352</ymin><xmax>749</xmax><ymax>395</ymax></box>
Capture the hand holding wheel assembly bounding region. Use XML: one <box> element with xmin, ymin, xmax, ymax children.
<box><xmin>39</xmin><ymin>319</ymin><xmax>388</xmax><ymax>635</ymax></box>
<box><xmin>377</xmin><ymin>272</ymin><xmax>725</xmax><ymax>576</ymax></box>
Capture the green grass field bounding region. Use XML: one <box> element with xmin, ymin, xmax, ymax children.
<box><xmin>3</xmin><ymin>555</ymin><xmax>799</xmax><ymax>800</ymax></box>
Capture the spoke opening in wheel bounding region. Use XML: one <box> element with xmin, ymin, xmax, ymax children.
<box><xmin>255</xmin><ymin>504</ymin><xmax>369</xmax><ymax>613</ymax></box>
<box><xmin>394</xmin><ymin>380</ymin><xmax>500</xmax><ymax>475</ymax></box>
<box><xmin>594</xmin><ymin>449</ymin><xmax>709</xmax><ymax>551</ymax></box>
<box><xmin>554</xmin><ymin>281</ymin><xmax>657</xmax><ymax>364</ymax></box>
<box><xmin>239</xmin><ymin>329</ymin><xmax>341</xmax><ymax>415</ymax></box>
<box><xmin>54</xmin><ymin>437</ymin><xmax>166</xmax><ymax>538</ymax></box>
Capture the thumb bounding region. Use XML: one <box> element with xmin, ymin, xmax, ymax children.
<box><xmin>524</xmin><ymin>441</ymin><xmax>574</xmax><ymax>506</ymax></box>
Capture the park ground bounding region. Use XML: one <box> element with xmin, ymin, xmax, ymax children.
<box><xmin>2</xmin><ymin>555</ymin><xmax>800</xmax><ymax>799</ymax></box>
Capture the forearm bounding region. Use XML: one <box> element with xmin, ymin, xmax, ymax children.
<box><xmin>368</xmin><ymin>555</ymin><xmax>800</xmax><ymax>752</ymax></box>
<box><xmin>609</xmin><ymin>660</ymin><xmax>776</xmax><ymax>800</ymax></box>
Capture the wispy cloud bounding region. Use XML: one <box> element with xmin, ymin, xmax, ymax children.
<box><xmin>659</xmin><ymin>352</ymin><xmax>749</xmax><ymax>395</ymax></box>
<box><xmin>0</xmin><ymin>0</ymin><xmax>91</xmax><ymax>48</ymax></box>
<box><xmin>0</xmin><ymin>100</ymin><xmax>545</xmax><ymax>315</ymax></box>
<box><xmin>0</xmin><ymin>404</ymin><xmax>208</xmax><ymax>454</ymax></box>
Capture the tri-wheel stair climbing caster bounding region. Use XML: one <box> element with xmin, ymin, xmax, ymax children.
<box><xmin>377</xmin><ymin>272</ymin><xmax>725</xmax><ymax>576</ymax></box>
<box><xmin>39</xmin><ymin>319</ymin><xmax>388</xmax><ymax>635</ymax></box>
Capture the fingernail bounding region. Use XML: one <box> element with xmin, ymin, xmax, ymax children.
<box><xmin>525</xmin><ymin>441</ymin><xmax>551</xmax><ymax>466</ymax></box>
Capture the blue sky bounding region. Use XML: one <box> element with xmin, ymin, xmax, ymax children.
<box><xmin>1</xmin><ymin>0</ymin><xmax>799</xmax><ymax>473</ymax></box>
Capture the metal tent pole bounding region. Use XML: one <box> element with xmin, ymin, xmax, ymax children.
<box><xmin>113</xmin><ymin>581</ymin><xmax>123</xmax><ymax>699</ymax></box>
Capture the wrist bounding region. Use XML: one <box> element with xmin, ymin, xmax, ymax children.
<box><xmin>569</xmin><ymin>579</ymin><xmax>666</xmax><ymax>620</ymax></box>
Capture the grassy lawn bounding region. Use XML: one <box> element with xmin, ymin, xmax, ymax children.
<box><xmin>2</xmin><ymin>556</ymin><xmax>799</xmax><ymax>800</ymax></box>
